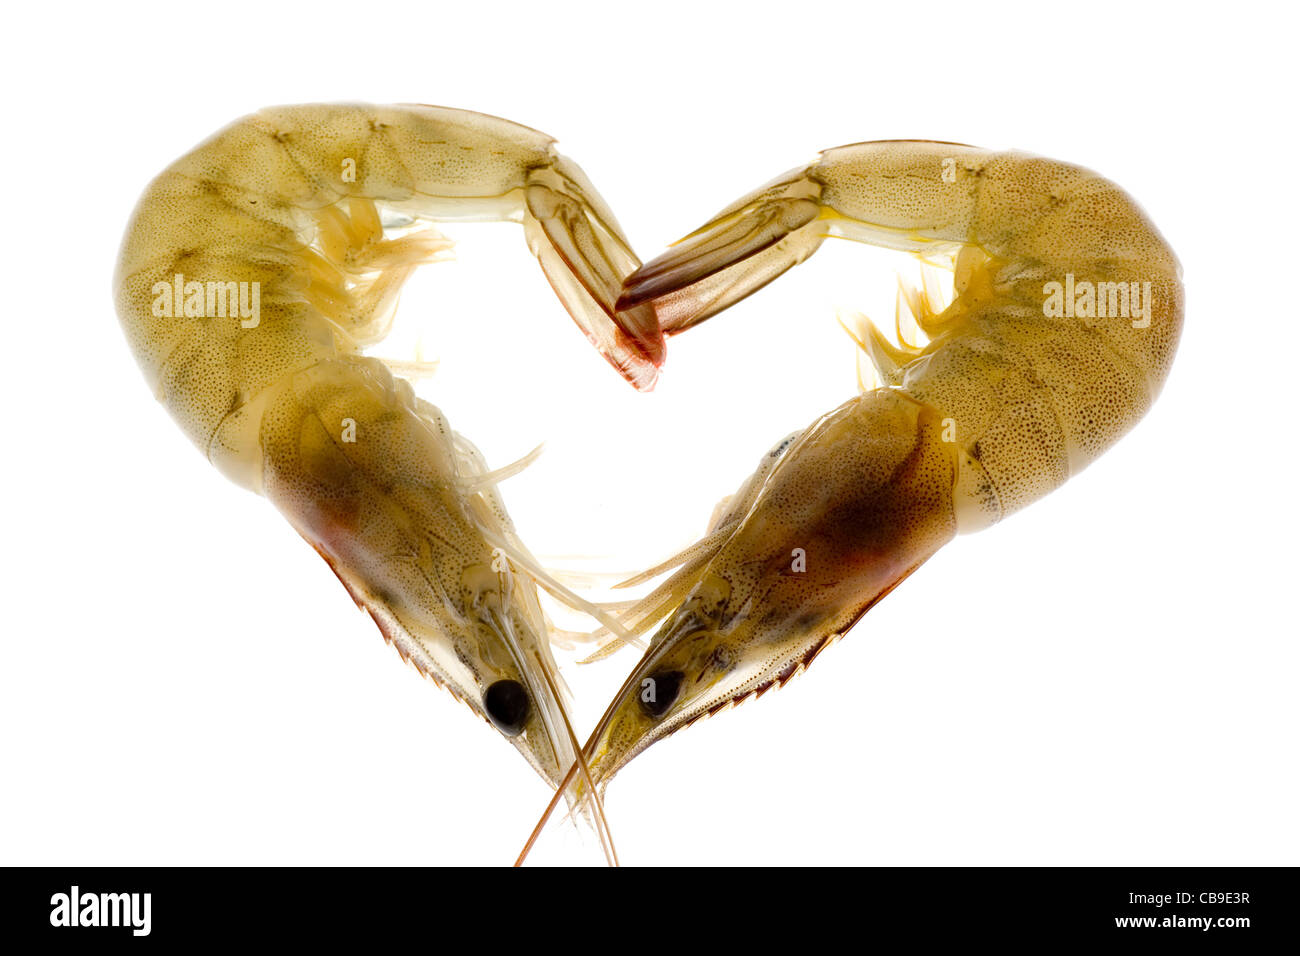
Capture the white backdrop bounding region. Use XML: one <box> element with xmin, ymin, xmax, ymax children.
<box><xmin>1</xmin><ymin>0</ymin><xmax>1295</xmax><ymax>866</ymax></box>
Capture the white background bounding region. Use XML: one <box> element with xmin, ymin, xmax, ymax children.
<box><xmin>1</xmin><ymin>0</ymin><xmax>1296</xmax><ymax>867</ymax></box>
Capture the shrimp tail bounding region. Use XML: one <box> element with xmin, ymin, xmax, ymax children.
<box><xmin>524</xmin><ymin>155</ymin><xmax>664</xmax><ymax>387</ymax></box>
<box><xmin>615</xmin><ymin>167</ymin><xmax>825</xmax><ymax>333</ymax></box>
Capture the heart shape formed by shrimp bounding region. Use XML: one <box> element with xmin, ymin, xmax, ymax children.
<box><xmin>113</xmin><ymin>104</ymin><xmax>1183</xmax><ymax>865</ymax></box>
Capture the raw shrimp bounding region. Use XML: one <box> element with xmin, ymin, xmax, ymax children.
<box><xmin>113</xmin><ymin>103</ymin><xmax>661</xmax><ymax>858</ymax></box>
<box><xmin>521</xmin><ymin>141</ymin><xmax>1182</xmax><ymax>858</ymax></box>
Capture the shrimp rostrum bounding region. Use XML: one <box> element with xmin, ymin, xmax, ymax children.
<box><xmin>112</xmin><ymin>104</ymin><xmax>662</xmax><ymax>850</ymax></box>
<box><xmin>529</xmin><ymin>141</ymin><xmax>1183</xmax><ymax>833</ymax></box>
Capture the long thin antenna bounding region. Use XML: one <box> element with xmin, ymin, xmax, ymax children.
<box><xmin>532</xmin><ymin>659</ymin><xmax>618</xmax><ymax>867</ymax></box>
<box><xmin>514</xmin><ymin>759</ymin><xmax>579</xmax><ymax>867</ymax></box>
<box><xmin>516</xmin><ymin>656</ymin><xmax>653</xmax><ymax>866</ymax></box>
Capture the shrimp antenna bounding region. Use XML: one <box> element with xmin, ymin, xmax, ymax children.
<box><xmin>515</xmin><ymin>757</ymin><xmax>582</xmax><ymax>867</ymax></box>
<box><xmin>516</xmin><ymin>656</ymin><xmax>652</xmax><ymax>866</ymax></box>
<box><xmin>516</xmin><ymin>699</ymin><xmax>625</xmax><ymax>865</ymax></box>
<box><xmin>531</xmin><ymin>657</ymin><xmax>618</xmax><ymax>867</ymax></box>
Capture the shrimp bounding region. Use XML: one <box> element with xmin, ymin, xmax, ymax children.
<box><xmin>112</xmin><ymin>103</ymin><xmax>662</xmax><ymax>860</ymax></box>
<box><xmin>519</xmin><ymin>141</ymin><xmax>1182</xmax><ymax>859</ymax></box>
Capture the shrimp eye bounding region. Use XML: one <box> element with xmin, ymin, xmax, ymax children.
<box><xmin>484</xmin><ymin>680</ymin><xmax>530</xmax><ymax>736</ymax></box>
<box><xmin>638</xmin><ymin>670</ymin><xmax>684</xmax><ymax>719</ymax></box>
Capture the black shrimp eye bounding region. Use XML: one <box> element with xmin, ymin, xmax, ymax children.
<box><xmin>484</xmin><ymin>680</ymin><xmax>530</xmax><ymax>736</ymax></box>
<box><xmin>638</xmin><ymin>670</ymin><xmax>684</xmax><ymax>719</ymax></box>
